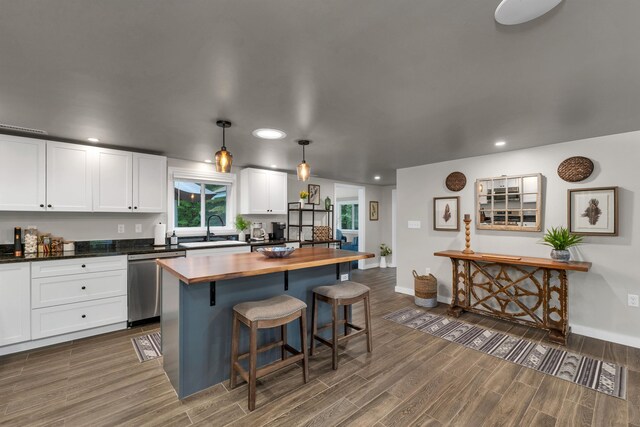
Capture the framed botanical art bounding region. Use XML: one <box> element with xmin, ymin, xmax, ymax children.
<box><xmin>307</xmin><ymin>184</ymin><xmax>321</xmax><ymax>205</ymax></box>
<box><xmin>434</xmin><ymin>196</ymin><xmax>460</xmax><ymax>231</ymax></box>
<box><xmin>568</xmin><ymin>187</ymin><xmax>618</xmax><ymax>236</ymax></box>
<box><xmin>369</xmin><ymin>201</ymin><xmax>379</xmax><ymax>221</ymax></box>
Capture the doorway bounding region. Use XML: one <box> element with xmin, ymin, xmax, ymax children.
<box><xmin>334</xmin><ymin>183</ymin><xmax>366</xmax><ymax>269</ymax></box>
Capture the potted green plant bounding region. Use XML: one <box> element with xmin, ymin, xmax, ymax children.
<box><xmin>299</xmin><ymin>190</ymin><xmax>309</xmax><ymax>206</ymax></box>
<box><xmin>540</xmin><ymin>226</ymin><xmax>583</xmax><ymax>262</ymax></box>
<box><xmin>234</xmin><ymin>215</ymin><xmax>252</xmax><ymax>242</ymax></box>
<box><xmin>379</xmin><ymin>243</ymin><xmax>392</xmax><ymax>268</ymax></box>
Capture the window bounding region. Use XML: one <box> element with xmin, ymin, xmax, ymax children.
<box><xmin>339</xmin><ymin>202</ymin><xmax>359</xmax><ymax>231</ymax></box>
<box><xmin>168</xmin><ymin>168</ymin><xmax>236</xmax><ymax>235</ymax></box>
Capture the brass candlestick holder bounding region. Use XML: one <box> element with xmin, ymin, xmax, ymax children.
<box><xmin>462</xmin><ymin>214</ymin><xmax>474</xmax><ymax>254</ymax></box>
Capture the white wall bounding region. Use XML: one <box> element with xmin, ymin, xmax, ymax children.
<box><xmin>396</xmin><ymin>130</ymin><xmax>640</xmax><ymax>348</ymax></box>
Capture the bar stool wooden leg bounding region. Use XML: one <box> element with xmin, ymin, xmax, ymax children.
<box><xmin>364</xmin><ymin>293</ymin><xmax>372</xmax><ymax>353</ymax></box>
<box><xmin>281</xmin><ymin>324</ymin><xmax>288</xmax><ymax>360</ymax></box>
<box><xmin>300</xmin><ymin>308</ymin><xmax>309</xmax><ymax>383</ymax></box>
<box><xmin>310</xmin><ymin>293</ymin><xmax>318</xmax><ymax>356</ymax></box>
<box><xmin>229</xmin><ymin>312</ymin><xmax>240</xmax><ymax>389</ymax></box>
<box><xmin>331</xmin><ymin>300</ymin><xmax>339</xmax><ymax>370</ymax></box>
<box><xmin>343</xmin><ymin>305</ymin><xmax>349</xmax><ymax>336</ymax></box>
<box><xmin>248</xmin><ymin>322</ymin><xmax>258</xmax><ymax>412</ymax></box>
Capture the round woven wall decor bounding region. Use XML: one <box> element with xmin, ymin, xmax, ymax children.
<box><xmin>557</xmin><ymin>156</ymin><xmax>594</xmax><ymax>182</ymax></box>
<box><xmin>445</xmin><ymin>172</ymin><xmax>467</xmax><ymax>192</ymax></box>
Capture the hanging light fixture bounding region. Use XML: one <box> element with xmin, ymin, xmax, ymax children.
<box><xmin>296</xmin><ymin>140</ymin><xmax>311</xmax><ymax>181</ymax></box>
<box><xmin>214</xmin><ymin>120</ymin><xmax>233</xmax><ymax>173</ymax></box>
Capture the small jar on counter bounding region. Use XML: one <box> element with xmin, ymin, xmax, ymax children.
<box><xmin>38</xmin><ymin>234</ymin><xmax>51</xmax><ymax>255</ymax></box>
<box><xmin>50</xmin><ymin>236</ymin><xmax>63</xmax><ymax>253</ymax></box>
<box><xmin>63</xmin><ymin>241</ymin><xmax>75</xmax><ymax>253</ymax></box>
<box><xmin>24</xmin><ymin>226</ymin><xmax>38</xmax><ymax>254</ymax></box>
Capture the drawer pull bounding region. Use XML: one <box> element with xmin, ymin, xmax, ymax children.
<box><xmin>81</xmin><ymin>314</ymin><xmax>86</xmax><ymax>318</ymax></box>
<box><xmin>81</xmin><ymin>264</ymin><xmax>86</xmax><ymax>268</ymax></box>
<box><xmin>81</xmin><ymin>286</ymin><xmax>86</xmax><ymax>290</ymax></box>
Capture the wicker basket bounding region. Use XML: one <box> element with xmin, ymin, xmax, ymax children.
<box><xmin>413</xmin><ymin>270</ymin><xmax>438</xmax><ymax>308</ymax></box>
<box><xmin>312</xmin><ymin>226</ymin><xmax>332</xmax><ymax>241</ymax></box>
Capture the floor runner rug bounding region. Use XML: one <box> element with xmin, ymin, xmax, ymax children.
<box><xmin>384</xmin><ymin>307</ymin><xmax>627</xmax><ymax>399</ymax></box>
<box><xmin>131</xmin><ymin>331</ymin><xmax>162</xmax><ymax>362</ymax></box>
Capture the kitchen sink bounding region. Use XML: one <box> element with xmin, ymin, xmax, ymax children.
<box><xmin>179</xmin><ymin>241</ymin><xmax>247</xmax><ymax>249</ymax></box>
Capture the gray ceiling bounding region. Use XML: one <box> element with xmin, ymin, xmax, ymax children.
<box><xmin>1</xmin><ymin>0</ymin><xmax>639</xmax><ymax>186</ymax></box>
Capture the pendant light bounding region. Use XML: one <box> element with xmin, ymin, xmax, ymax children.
<box><xmin>296</xmin><ymin>140</ymin><xmax>311</xmax><ymax>181</ymax></box>
<box><xmin>214</xmin><ymin>120</ymin><xmax>233</xmax><ymax>173</ymax></box>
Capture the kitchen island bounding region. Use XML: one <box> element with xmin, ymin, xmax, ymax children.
<box><xmin>157</xmin><ymin>247</ymin><xmax>374</xmax><ymax>399</ymax></box>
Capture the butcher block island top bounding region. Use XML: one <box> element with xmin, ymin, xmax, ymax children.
<box><xmin>157</xmin><ymin>247</ymin><xmax>374</xmax><ymax>284</ymax></box>
<box><xmin>434</xmin><ymin>250</ymin><xmax>591</xmax><ymax>272</ymax></box>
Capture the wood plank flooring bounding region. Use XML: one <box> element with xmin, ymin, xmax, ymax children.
<box><xmin>0</xmin><ymin>267</ymin><xmax>636</xmax><ymax>426</ymax></box>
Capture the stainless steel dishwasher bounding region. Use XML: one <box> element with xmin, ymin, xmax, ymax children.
<box><xmin>127</xmin><ymin>251</ymin><xmax>185</xmax><ymax>326</ymax></box>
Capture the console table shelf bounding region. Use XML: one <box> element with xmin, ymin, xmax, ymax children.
<box><xmin>434</xmin><ymin>250</ymin><xmax>591</xmax><ymax>345</ymax></box>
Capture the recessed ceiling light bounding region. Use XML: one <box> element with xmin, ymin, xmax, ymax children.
<box><xmin>87</xmin><ymin>137</ymin><xmax>100</xmax><ymax>143</ymax></box>
<box><xmin>495</xmin><ymin>0</ymin><xmax>562</xmax><ymax>25</ymax></box>
<box><xmin>374</xmin><ymin>176</ymin><xmax>381</xmax><ymax>180</ymax></box>
<box><xmin>495</xmin><ymin>141</ymin><xmax>506</xmax><ymax>147</ymax></box>
<box><xmin>252</xmin><ymin>128</ymin><xmax>286</xmax><ymax>140</ymax></box>
<box><xmin>271</xmin><ymin>164</ymin><xmax>277</xmax><ymax>168</ymax></box>
<box><xmin>204</xmin><ymin>159</ymin><xmax>212</xmax><ymax>163</ymax></box>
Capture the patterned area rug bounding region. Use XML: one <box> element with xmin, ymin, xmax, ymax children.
<box><xmin>131</xmin><ymin>331</ymin><xmax>162</xmax><ymax>362</ymax></box>
<box><xmin>384</xmin><ymin>307</ymin><xmax>627</xmax><ymax>399</ymax></box>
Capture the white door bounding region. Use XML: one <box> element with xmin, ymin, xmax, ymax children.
<box><xmin>0</xmin><ymin>135</ymin><xmax>46</xmax><ymax>211</ymax></box>
<box><xmin>46</xmin><ymin>141</ymin><xmax>93</xmax><ymax>211</ymax></box>
<box><xmin>267</xmin><ymin>171</ymin><xmax>287</xmax><ymax>214</ymax></box>
<box><xmin>247</xmin><ymin>169</ymin><xmax>270</xmax><ymax>214</ymax></box>
<box><xmin>0</xmin><ymin>263</ymin><xmax>31</xmax><ymax>346</ymax></box>
<box><xmin>133</xmin><ymin>153</ymin><xmax>167</xmax><ymax>213</ymax></box>
<box><xmin>93</xmin><ymin>149</ymin><xmax>133</xmax><ymax>212</ymax></box>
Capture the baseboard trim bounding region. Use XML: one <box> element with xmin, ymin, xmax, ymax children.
<box><xmin>394</xmin><ymin>286</ymin><xmax>413</xmax><ymax>296</ymax></box>
<box><xmin>362</xmin><ymin>262</ymin><xmax>380</xmax><ymax>270</ymax></box>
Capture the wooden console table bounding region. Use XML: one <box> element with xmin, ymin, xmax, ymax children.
<box><xmin>434</xmin><ymin>251</ymin><xmax>591</xmax><ymax>345</ymax></box>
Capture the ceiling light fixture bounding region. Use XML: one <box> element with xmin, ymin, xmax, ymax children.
<box><xmin>495</xmin><ymin>0</ymin><xmax>562</xmax><ymax>25</ymax></box>
<box><xmin>271</xmin><ymin>164</ymin><xmax>277</xmax><ymax>169</ymax></box>
<box><xmin>214</xmin><ymin>120</ymin><xmax>233</xmax><ymax>173</ymax></box>
<box><xmin>87</xmin><ymin>137</ymin><xmax>100</xmax><ymax>143</ymax></box>
<box><xmin>495</xmin><ymin>141</ymin><xmax>506</xmax><ymax>147</ymax></box>
<box><xmin>204</xmin><ymin>159</ymin><xmax>212</xmax><ymax>163</ymax></box>
<box><xmin>252</xmin><ymin>128</ymin><xmax>286</xmax><ymax>140</ymax></box>
<box><xmin>296</xmin><ymin>140</ymin><xmax>312</xmax><ymax>181</ymax></box>
<box><xmin>374</xmin><ymin>176</ymin><xmax>381</xmax><ymax>180</ymax></box>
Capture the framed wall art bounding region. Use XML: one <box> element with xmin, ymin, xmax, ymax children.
<box><xmin>369</xmin><ymin>201</ymin><xmax>379</xmax><ymax>221</ymax></box>
<box><xmin>568</xmin><ymin>187</ymin><xmax>618</xmax><ymax>236</ymax></box>
<box><xmin>434</xmin><ymin>196</ymin><xmax>460</xmax><ymax>231</ymax></box>
<box><xmin>307</xmin><ymin>184</ymin><xmax>321</xmax><ymax>205</ymax></box>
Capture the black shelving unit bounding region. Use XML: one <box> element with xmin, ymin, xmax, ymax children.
<box><xmin>287</xmin><ymin>202</ymin><xmax>339</xmax><ymax>247</ymax></box>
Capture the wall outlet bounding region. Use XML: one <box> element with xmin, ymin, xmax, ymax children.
<box><xmin>628</xmin><ymin>294</ymin><xmax>639</xmax><ymax>307</ymax></box>
<box><xmin>408</xmin><ymin>220</ymin><xmax>421</xmax><ymax>229</ymax></box>
<box><xmin>117</xmin><ymin>224</ymin><xmax>125</xmax><ymax>234</ymax></box>
<box><xmin>135</xmin><ymin>224</ymin><xmax>142</xmax><ymax>233</ymax></box>
<box><xmin>341</xmin><ymin>273</ymin><xmax>350</xmax><ymax>281</ymax></box>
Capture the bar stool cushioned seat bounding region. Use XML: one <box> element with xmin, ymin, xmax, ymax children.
<box><xmin>234</xmin><ymin>295</ymin><xmax>306</xmax><ymax>321</ymax></box>
<box><xmin>313</xmin><ymin>281</ymin><xmax>369</xmax><ymax>300</ymax></box>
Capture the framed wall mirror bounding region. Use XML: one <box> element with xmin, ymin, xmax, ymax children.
<box><xmin>476</xmin><ymin>173</ymin><xmax>542</xmax><ymax>232</ymax></box>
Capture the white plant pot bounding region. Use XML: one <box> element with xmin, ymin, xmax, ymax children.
<box><xmin>238</xmin><ymin>231</ymin><xmax>245</xmax><ymax>242</ymax></box>
<box><xmin>379</xmin><ymin>256</ymin><xmax>387</xmax><ymax>268</ymax></box>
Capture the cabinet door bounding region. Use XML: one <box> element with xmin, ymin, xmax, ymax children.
<box><xmin>93</xmin><ymin>149</ymin><xmax>133</xmax><ymax>212</ymax></box>
<box><xmin>246</xmin><ymin>169</ymin><xmax>270</xmax><ymax>214</ymax></box>
<box><xmin>46</xmin><ymin>142</ymin><xmax>93</xmax><ymax>211</ymax></box>
<box><xmin>0</xmin><ymin>264</ymin><xmax>31</xmax><ymax>346</ymax></box>
<box><xmin>267</xmin><ymin>171</ymin><xmax>287</xmax><ymax>214</ymax></box>
<box><xmin>0</xmin><ymin>135</ymin><xmax>46</xmax><ymax>211</ymax></box>
<box><xmin>133</xmin><ymin>153</ymin><xmax>167</xmax><ymax>213</ymax></box>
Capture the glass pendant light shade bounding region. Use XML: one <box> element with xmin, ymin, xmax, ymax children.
<box><xmin>296</xmin><ymin>140</ymin><xmax>311</xmax><ymax>181</ymax></box>
<box><xmin>214</xmin><ymin>120</ymin><xmax>233</xmax><ymax>173</ymax></box>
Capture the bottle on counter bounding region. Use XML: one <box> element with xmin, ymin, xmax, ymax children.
<box><xmin>170</xmin><ymin>231</ymin><xmax>178</xmax><ymax>245</ymax></box>
<box><xmin>14</xmin><ymin>227</ymin><xmax>22</xmax><ymax>257</ymax></box>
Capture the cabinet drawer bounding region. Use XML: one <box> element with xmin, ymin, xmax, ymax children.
<box><xmin>31</xmin><ymin>296</ymin><xmax>126</xmax><ymax>339</ymax></box>
<box><xmin>31</xmin><ymin>256</ymin><xmax>127</xmax><ymax>278</ymax></box>
<box><xmin>32</xmin><ymin>270</ymin><xmax>127</xmax><ymax>308</ymax></box>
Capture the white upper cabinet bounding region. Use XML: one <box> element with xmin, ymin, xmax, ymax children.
<box><xmin>0</xmin><ymin>135</ymin><xmax>46</xmax><ymax>211</ymax></box>
<box><xmin>0</xmin><ymin>263</ymin><xmax>31</xmax><ymax>347</ymax></box>
<box><xmin>46</xmin><ymin>141</ymin><xmax>93</xmax><ymax>211</ymax></box>
<box><xmin>93</xmin><ymin>148</ymin><xmax>133</xmax><ymax>212</ymax></box>
<box><xmin>133</xmin><ymin>153</ymin><xmax>167</xmax><ymax>213</ymax></box>
<box><xmin>240</xmin><ymin>168</ymin><xmax>288</xmax><ymax>215</ymax></box>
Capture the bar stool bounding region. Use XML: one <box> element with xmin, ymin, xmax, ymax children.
<box><xmin>229</xmin><ymin>294</ymin><xmax>309</xmax><ymax>411</ymax></box>
<box><xmin>310</xmin><ymin>281</ymin><xmax>372</xmax><ymax>370</ymax></box>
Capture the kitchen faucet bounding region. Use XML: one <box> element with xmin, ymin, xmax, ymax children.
<box><xmin>206</xmin><ymin>214</ymin><xmax>225</xmax><ymax>241</ymax></box>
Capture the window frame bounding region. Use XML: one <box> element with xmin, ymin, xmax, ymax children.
<box><xmin>167</xmin><ymin>167</ymin><xmax>237</xmax><ymax>236</ymax></box>
<box><xmin>337</xmin><ymin>200</ymin><xmax>359</xmax><ymax>232</ymax></box>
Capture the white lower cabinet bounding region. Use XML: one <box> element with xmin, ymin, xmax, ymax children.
<box><xmin>31</xmin><ymin>296</ymin><xmax>127</xmax><ymax>339</ymax></box>
<box><xmin>0</xmin><ymin>264</ymin><xmax>31</xmax><ymax>346</ymax></box>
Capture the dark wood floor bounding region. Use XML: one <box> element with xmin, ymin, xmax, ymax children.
<box><xmin>0</xmin><ymin>268</ymin><xmax>638</xmax><ymax>426</ymax></box>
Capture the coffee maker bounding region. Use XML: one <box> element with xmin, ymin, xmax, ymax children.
<box><xmin>271</xmin><ymin>222</ymin><xmax>286</xmax><ymax>240</ymax></box>
<box><xmin>251</xmin><ymin>223</ymin><xmax>266</xmax><ymax>241</ymax></box>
